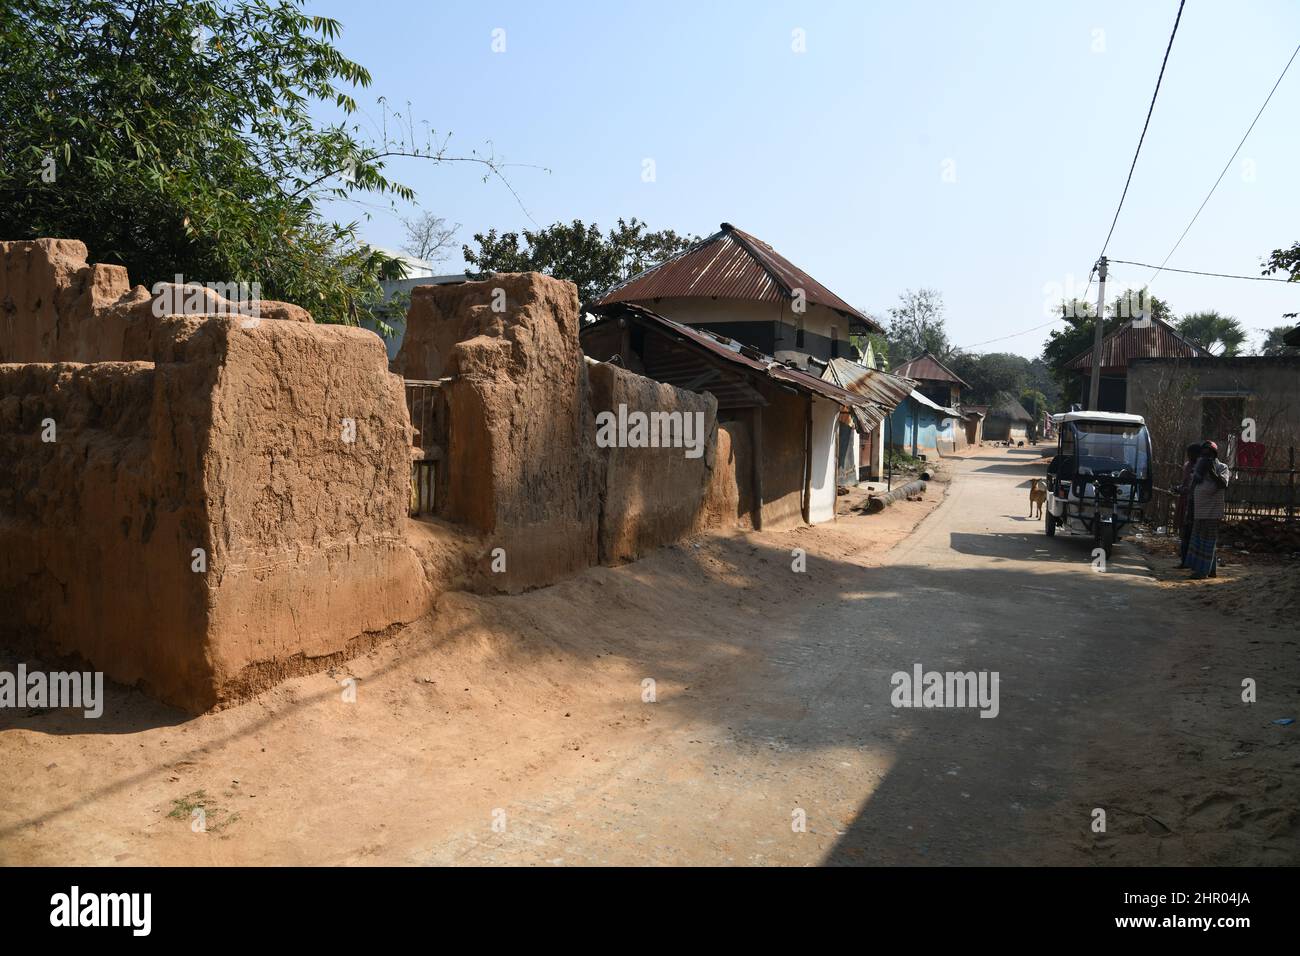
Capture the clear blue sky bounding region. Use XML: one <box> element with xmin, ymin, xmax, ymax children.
<box><xmin>307</xmin><ymin>0</ymin><xmax>1300</xmax><ymax>357</ymax></box>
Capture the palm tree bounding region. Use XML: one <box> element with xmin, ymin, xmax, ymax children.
<box><xmin>1175</xmin><ymin>311</ymin><xmax>1246</xmax><ymax>357</ymax></box>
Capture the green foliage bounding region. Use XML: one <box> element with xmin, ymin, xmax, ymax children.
<box><xmin>461</xmin><ymin>218</ymin><xmax>699</xmax><ymax>308</ymax></box>
<box><xmin>1174</xmin><ymin>310</ymin><xmax>1246</xmax><ymax>357</ymax></box>
<box><xmin>1260</xmin><ymin>325</ymin><xmax>1300</xmax><ymax>356</ymax></box>
<box><xmin>1040</xmin><ymin>291</ymin><xmax>1172</xmax><ymax>399</ymax></box>
<box><xmin>0</xmin><ymin>0</ymin><xmax>417</xmax><ymax>323</ymax></box>
<box><xmin>1263</xmin><ymin>240</ymin><xmax>1300</xmax><ymax>282</ymax></box>
<box><xmin>886</xmin><ymin>288</ymin><xmax>950</xmax><ymax>361</ymax></box>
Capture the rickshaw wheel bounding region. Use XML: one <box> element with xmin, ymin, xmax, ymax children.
<box><xmin>1044</xmin><ymin>511</ymin><xmax>1056</xmax><ymax>536</ymax></box>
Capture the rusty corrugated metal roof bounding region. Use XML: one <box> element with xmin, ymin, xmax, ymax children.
<box><xmin>596</xmin><ymin>223</ymin><xmax>882</xmax><ymax>332</ymax></box>
<box><xmin>586</xmin><ymin>302</ymin><xmax>871</xmax><ymax>409</ymax></box>
<box><xmin>822</xmin><ymin>358</ymin><xmax>915</xmax><ymax>434</ymax></box>
<box><xmin>1066</xmin><ymin>316</ymin><xmax>1213</xmax><ymax>371</ymax></box>
<box><xmin>892</xmin><ymin>351</ymin><xmax>970</xmax><ymax>389</ymax></box>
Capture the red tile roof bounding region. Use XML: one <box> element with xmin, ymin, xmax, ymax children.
<box><xmin>596</xmin><ymin>223</ymin><xmax>882</xmax><ymax>332</ymax></box>
<box><xmin>1066</xmin><ymin>316</ymin><xmax>1212</xmax><ymax>372</ymax></box>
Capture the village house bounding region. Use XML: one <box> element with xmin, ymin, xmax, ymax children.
<box><xmin>582</xmin><ymin>301</ymin><xmax>875</xmax><ymax>528</ymax></box>
<box><xmin>821</xmin><ymin>356</ymin><xmax>916</xmax><ymax>482</ymax></box>
<box><xmin>595</xmin><ymin>222</ymin><xmax>883</xmax><ymax>372</ymax></box>
<box><xmin>888</xmin><ymin>388</ymin><xmax>962</xmax><ymax>459</ymax></box>
<box><xmin>1065</xmin><ymin>315</ymin><xmax>1212</xmax><ymax>412</ymax></box>
<box><xmin>980</xmin><ymin>391</ymin><xmax>1036</xmax><ymax>443</ymax></box>
<box><xmin>892</xmin><ymin>351</ymin><xmax>967</xmax><ymax>410</ymax></box>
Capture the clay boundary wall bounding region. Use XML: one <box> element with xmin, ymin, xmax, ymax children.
<box><xmin>1</xmin><ymin>246</ymin><xmax>746</xmax><ymax>713</ymax></box>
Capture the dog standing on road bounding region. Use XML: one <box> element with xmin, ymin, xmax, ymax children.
<box><xmin>1029</xmin><ymin>478</ymin><xmax>1047</xmax><ymax>519</ymax></box>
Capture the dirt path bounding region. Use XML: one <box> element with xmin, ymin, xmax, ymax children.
<box><xmin>2</xmin><ymin>446</ymin><xmax>1295</xmax><ymax>865</ymax></box>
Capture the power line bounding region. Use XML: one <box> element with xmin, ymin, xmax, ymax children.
<box><xmin>1096</xmin><ymin>0</ymin><xmax>1186</xmax><ymax>262</ymax></box>
<box><xmin>1147</xmin><ymin>41</ymin><xmax>1300</xmax><ymax>285</ymax></box>
<box><xmin>960</xmin><ymin>319</ymin><xmax>1064</xmax><ymax>351</ymax></box>
<box><xmin>1110</xmin><ymin>258</ymin><xmax>1295</xmax><ymax>283</ymax></box>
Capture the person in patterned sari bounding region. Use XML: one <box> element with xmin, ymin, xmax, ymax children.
<box><xmin>1187</xmin><ymin>441</ymin><xmax>1230</xmax><ymax>579</ymax></box>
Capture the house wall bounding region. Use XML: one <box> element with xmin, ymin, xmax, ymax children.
<box><xmin>888</xmin><ymin>400</ymin><xmax>953</xmax><ymax>458</ymax></box>
<box><xmin>587</xmin><ymin>360</ymin><xmax>729</xmax><ymax>563</ymax></box>
<box><xmin>756</xmin><ymin>381</ymin><xmax>810</xmax><ymax>530</ymax></box>
<box><xmin>808</xmin><ymin>397</ymin><xmax>840</xmax><ymax>523</ymax></box>
<box><xmin>1127</xmin><ymin>357</ymin><xmax>1300</xmax><ymax>463</ymax></box>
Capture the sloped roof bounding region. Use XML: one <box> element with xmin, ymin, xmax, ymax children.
<box><xmin>822</xmin><ymin>357</ymin><xmax>915</xmax><ymax>434</ymax></box>
<box><xmin>892</xmin><ymin>351</ymin><xmax>969</xmax><ymax>389</ymax></box>
<box><xmin>596</xmin><ymin>223</ymin><xmax>882</xmax><ymax>332</ymax></box>
<box><xmin>585</xmin><ymin>302</ymin><xmax>871</xmax><ymax>410</ymax></box>
<box><xmin>987</xmin><ymin>391</ymin><xmax>1034</xmax><ymax>422</ymax></box>
<box><xmin>1066</xmin><ymin>315</ymin><xmax>1213</xmax><ymax>371</ymax></box>
<box><xmin>1284</xmin><ymin>324</ymin><xmax>1300</xmax><ymax>347</ymax></box>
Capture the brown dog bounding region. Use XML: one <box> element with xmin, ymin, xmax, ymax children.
<box><xmin>1029</xmin><ymin>479</ymin><xmax>1047</xmax><ymax>518</ymax></box>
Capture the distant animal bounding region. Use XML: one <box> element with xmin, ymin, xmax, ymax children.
<box><xmin>1029</xmin><ymin>478</ymin><xmax>1047</xmax><ymax>518</ymax></box>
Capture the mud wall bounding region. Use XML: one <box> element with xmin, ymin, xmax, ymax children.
<box><xmin>0</xmin><ymin>240</ymin><xmax>430</xmax><ymax>711</ymax></box>
<box><xmin>0</xmin><ymin>360</ymin><xmax>215</xmax><ymax>707</ymax></box>
<box><xmin>587</xmin><ymin>361</ymin><xmax>725</xmax><ymax>563</ymax></box>
<box><xmin>396</xmin><ymin>274</ymin><xmax>600</xmax><ymax>590</ymax></box>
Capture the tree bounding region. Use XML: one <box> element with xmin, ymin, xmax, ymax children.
<box><xmin>1176</xmin><ymin>311</ymin><xmax>1246</xmax><ymax>357</ymax></box>
<box><xmin>400</xmin><ymin>212</ymin><xmax>459</xmax><ymax>263</ymax></box>
<box><xmin>886</xmin><ymin>288</ymin><xmax>950</xmax><ymax>361</ymax></box>
<box><xmin>0</xmin><ymin>1</ymin><xmax>517</xmax><ymax>325</ymax></box>
<box><xmin>1263</xmin><ymin>240</ymin><xmax>1300</xmax><ymax>282</ymax></box>
<box><xmin>462</xmin><ymin>218</ymin><xmax>699</xmax><ymax>309</ymax></box>
<box><xmin>1041</xmin><ymin>292</ymin><xmax>1173</xmax><ymax>400</ymax></box>
<box><xmin>1260</xmin><ymin>325</ymin><xmax>1300</xmax><ymax>356</ymax></box>
<box><xmin>947</xmin><ymin>351</ymin><xmax>1028</xmax><ymax>404</ymax></box>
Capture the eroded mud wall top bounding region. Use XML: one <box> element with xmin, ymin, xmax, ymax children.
<box><xmin>397</xmin><ymin>273</ymin><xmax>599</xmax><ymax>590</ymax></box>
<box><xmin>0</xmin><ymin>238</ymin><xmax>313</xmax><ymax>365</ymax></box>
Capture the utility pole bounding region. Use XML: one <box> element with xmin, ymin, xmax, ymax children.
<box><xmin>1087</xmin><ymin>256</ymin><xmax>1108</xmax><ymax>410</ymax></box>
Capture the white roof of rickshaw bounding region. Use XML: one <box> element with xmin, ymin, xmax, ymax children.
<box><xmin>1052</xmin><ymin>411</ymin><xmax>1146</xmax><ymax>426</ymax></box>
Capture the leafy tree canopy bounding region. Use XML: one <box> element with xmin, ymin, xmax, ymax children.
<box><xmin>1260</xmin><ymin>325</ymin><xmax>1300</xmax><ymax>356</ymax></box>
<box><xmin>0</xmin><ymin>0</ymin><xmax>502</xmax><ymax>325</ymax></box>
<box><xmin>1040</xmin><ymin>291</ymin><xmax>1173</xmax><ymax>398</ymax></box>
<box><xmin>886</xmin><ymin>288</ymin><xmax>950</xmax><ymax>361</ymax></box>
<box><xmin>1174</xmin><ymin>310</ymin><xmax>1246</xmax><ymax>357</ymax></box>
<box><xmin>461</xmin><ymin>218</ymin><xmax>699</xmax><ymax>309</ymax></box>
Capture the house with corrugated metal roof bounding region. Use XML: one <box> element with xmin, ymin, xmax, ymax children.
<box><xmin>595</xmin><ymin>222</ymin><xmax>883</xmax><ymax>372</ymax></box>
<box><xmin>581</xmin><ymin>301</ymin><xmax>881</xmax><ymax>528</ymax></box>
<box><xmin>821</xmin><ymin>357</ymin><xmax>916</xmax><ymax>482</ymax></box>
<box><xmin>1065</xmin><ymin>315</ymin><xmax>1212</xmax><ymax>412</ymax></box>
<box><xmin>891</xmin><ymin>351</ymin><xmax>969</xmax><ymax>410</ymax></box>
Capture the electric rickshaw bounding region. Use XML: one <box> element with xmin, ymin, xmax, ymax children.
<box><xmin>1044</xmin><ymin>411</ymin><xmax>1154</xmax><ymax>557</ymax></box>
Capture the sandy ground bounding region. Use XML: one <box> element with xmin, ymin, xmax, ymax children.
<box><xmin>1</xmin><ymin>445</ymin><xmax>1295</xmax><ymax>866</ymax></box>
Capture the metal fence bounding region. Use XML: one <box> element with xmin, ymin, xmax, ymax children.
<box><xmin>1148</xmin><ymin>446</ymin><xmax>1296</xmax><ymax>528</ymax></box>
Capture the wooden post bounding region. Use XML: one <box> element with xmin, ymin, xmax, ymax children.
<box><xmin>1288</xmin><ymin>446</ymin><xmax>1295</xmax><ymax>524</ymax></box>
<box><xmin>751</xmin><ymin>406</ymin><xmax>764</xmax><ymax>531</ymax></box>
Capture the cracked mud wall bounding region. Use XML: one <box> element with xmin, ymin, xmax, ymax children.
<box><xmin>587</xmin><ymin>360</ymin><xmax>734</xmax><ymax>563</ymax></box>
<box><xmin>395</xmin><ymin>273</ymin><xmax>600</xmax><ymax>591</ymax></box>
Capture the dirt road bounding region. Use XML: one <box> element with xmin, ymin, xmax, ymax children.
<box><xmin>2</xmin><ymin>445</ymin><xmax>1295</xmax><ymax>865</ymax></box>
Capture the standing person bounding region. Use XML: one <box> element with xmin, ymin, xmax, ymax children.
<box><xmin>1175</xmin><ymin>442</ymin><xmax>1201</xmax><ymax>568</ymax></box>
<box><xmin>1187</xmin><ymin>441</ymin><xmax>1230</xmax><ymax>579</ymax></box>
